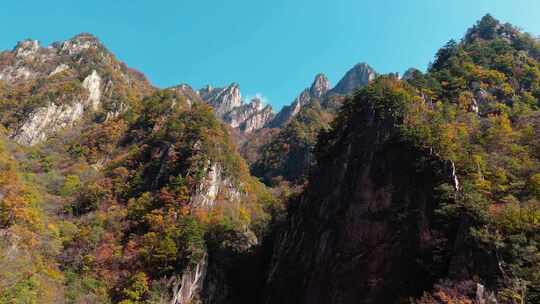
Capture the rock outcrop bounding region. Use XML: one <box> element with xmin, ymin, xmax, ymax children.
<box><xmin>0</xmin><ymin>34</ymin><xmax>105</xmax><ymax>84</ymax></box>
<box><xmin>170</xmin><ymin>255</ymin><xmax>208</xmax><ymax>304</ymax></box>
<box><xmin>12</xmin><ymin>100</ymin><xmax>85</xmax><ymax>146</ymax></box>
<box><xmin>310</xmin><ymin>73</ymin><xmax>331</xmax><ymax>98</ymax></box>
<box><xmin>270</xmin><ymin>73</ymin><xmax>330</xmax><ymax>127</ymax></box>
<box><xmin>224</xmin><ymin>97</ymin><xmax>274</xmax><ymax>133</ymax></box>
<box><xmin>197</xmin><ymin>83</ymin><xmax>275</xmax><ymax>133</ymax></box>
<box><xmin>198</xmin><ymin>83</ymin><xmax>243</xmax><ymax>118</ymax></box>
<box><xmin>12</xmin><ymin>69</ymin><xmax>103</xmax><ymax>145</ymax></box>
<box><xmin>329</xmin><ymin>62</ymin><xmax>376</xmax><ymax>95</ymax></box>
<box><xmin>190</xmin><ymin>163</ymin><xmax>241</xmax><ymax>208</ymax></box>
<box><xmin>81</xmin><ymin>70</ymin><xmax>102</xmax><ymax>111</ymax></box>
<box><xmin>0</xmin><ymin>33</ymin><xmax>153</xmax><ymax>146</ymax></box>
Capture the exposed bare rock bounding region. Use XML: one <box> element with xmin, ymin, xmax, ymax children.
<box><xmin>198</xmin><ymin>83</ymin><xmax>243</xmax><ymax>117</ymax></box>
<box><xmin>329</xmin><ymin>62</ymin><xmax>376</xmax><ymax>95</ymax></box>
<box><xmin>241</xmin><ymin>105</ymin><xmax>274</xmax><ymax>133</ymax></box>
<box><xmin>309</xmin><ymin>73</ymin><xmax>331</xmax><ymax>98</ymax></box>
<box><xmin>11</xmin><ymin>69</ymin><xmax>103</xmax><ymax>145</ymax></box>
<box><xmin>262</xmin><ymin>83</ymin><xmax>492</xmax><ymax>304</ymax></box>
<box><xmin>197</xmin><ymin>83</ymin><xmax>275</xmax><ymax>133</ymax></box>
<box><xmin>1</xmin><ymin>33</ymin><xmax>153</xmax><ymax>145</ymax></box>
<box><xmin>170</xmin><ymin>255</ymin><xmax>208</xmax><ymax>304</ymax></box>
<box><xmin>82</xmin><ymin>70</ymin><xmax>102</xmax><ymax>111</ymax></box>
<box><xmin>190</xmin><ymin>163</ymin><xmax>241</xmax><ymax>208</ymax></box>
<box><xmin>59</xmin><ymin>33</ymin><xmax>101</xmax><ymax>56</ymax></box>
<box><xmin>224</xmin><ymin>97</ymin><xmax>274</xmax><ymax>133</ymax></box>
<box><xmin>270</xmin><ymin>73</ymin><xmax>330</xmax><ymax>127</ymax></box>
<box><xmin>12</xmin><ymin>101</ymin><xmax>85</xmax><ymax>146</ymax></box>
<box><xmin>49</xmin><ymin>63</ymin><xmax>70</xmax><ymax>76</ymax></box>
<box><xmin>14</xmin><ymin>39</ymin><xmax>40</xmax><ymax>59</ymax></box>
<box><xmin>0</xmin><ymin>35</ymin><xmax>98</xmax><ymax>84</ymax></box>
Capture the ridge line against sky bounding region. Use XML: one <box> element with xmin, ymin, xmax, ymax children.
<box><xmin>1</xmin><ymin>0</ymin><xmax>540</xmax><ymax>110</ymax></box>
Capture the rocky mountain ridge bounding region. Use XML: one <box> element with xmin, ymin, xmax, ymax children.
<box><xmin>270</xmin><ymin>64</ymin><xmax>376</xmax><ymax>128</ymax></box>
<box><xmin>269</xmin><ymin>73</ymin><xmax>331</xmax><ymax>128</ymax></box>
<box><xmin>0</xmin><ymin>34</ymin><xmax>378</xmax><ymax>145</ymax></box>
<box><xmin>0</xmin><ymin>33</ymin><xmax>154</xmax><ymax>145</ymax></box>
<box><xmin>196</xmin><ymin>63</ymin><xmax>376</xmax><ymax>133</ymax></box>
<box><xmin>192</xmin><ymin>83</ymin><xmax>274</xmax><ymax>134</ymax></box>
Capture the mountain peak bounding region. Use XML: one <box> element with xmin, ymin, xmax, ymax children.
<box><xmin>13</xmin><ymin>39</ymin><xmax>41</xmax><ymax>58</ymax></box>
<box><xmin>59</xmin><ymin>33</ymin><xmax>102</xmax><ymax>56</ymax></box>
<box><xmin>71</xmin><ymin>32</ymin><xmax>100</xmax><ymax>41</ymax></box>
<box><xmin>354</xmin><ymin>62</ymin><xmax>370</xmax><ymax>68</ymax></box>
<box><xmin>197</xmin><ymin>82</ymin><xmax>243</xmax><ymax>117</ymax></box>
<box><xmin>464</xmin><ymin>14</ymin><xmax>520</xmax><ymax>43</ymax></box>
<box><xmin>402</xmin><ymin>68</ymin><xmax>422</xmax><ymax>81</ymax></box>
<box><xmin>330</xmin><ymin>62</ymin><xmax>376</xmax><ymax>95</ymax></box>
<box><xmin>310</xmin><ymin>73</ymin><xmax>330</xmax><ymax>98</ymax></box>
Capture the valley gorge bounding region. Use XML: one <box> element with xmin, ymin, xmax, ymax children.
<box><xmin>2</xmin><ymin>14</ymin><xmax>540</xmax><ymax>304</ymax></box>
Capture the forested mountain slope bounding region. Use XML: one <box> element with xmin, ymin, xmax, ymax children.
<box><xmin>2</xmin><ymin>14</ymin><xmax>540</xmax><ymax>304</ymax></box>
<box><xmin>0</xmin><ymin>36</ymin><xmax>275</xmax><ymax>304</ymax></box>
<box><xmin>263</xmin><ymin>15</ymin><xmax>540</xmax><ymax>304</ymax></box>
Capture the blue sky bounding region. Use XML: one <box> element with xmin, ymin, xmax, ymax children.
<box><xmin>1</xmin><ymin>1</ymin><xmax>540</xmax><ymax>110</ymax></box>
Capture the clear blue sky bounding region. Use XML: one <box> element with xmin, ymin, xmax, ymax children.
<box><xmin>1</xmin><ymin>1</ymin><xmax>540</xmax><ymax>110</ymax></box>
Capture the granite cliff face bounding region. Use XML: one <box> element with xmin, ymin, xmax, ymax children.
<box><xmin>198</xmin><ymin>83</ymin><xmax>243</xmax><ymax>117</ymax></box>
<box><xmin>268</xmin><ymin>63</ymin><xmax>376</xmax><ymax>129</ymax></box>
<box><xmin>223</xmin><ymin>97</ymin><xmax>274</xmax><ymax>133</ymax></box>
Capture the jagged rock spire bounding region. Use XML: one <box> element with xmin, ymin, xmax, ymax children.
<box><xmin>310</xmin><ymin>73</ymin><xmax>331</xmax><ymax>98</ymax></box>
<box><xmin>269</xmin><ymin>73</ymin><xmax>329</xmax><ymax>128</ymax></box>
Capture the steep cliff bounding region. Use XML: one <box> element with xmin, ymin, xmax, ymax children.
<box><xmin>198</xmin><ymin>83</ymin><xmax>243</xmax><ymax>118</ymax></box>
<box><xmin>263</xmin><ymin>78</ymin><xmax>463</xmax><ymax>304</ymax></box>
<box><xmin>264</xmin><ymin>15</ymin><xmax>540</xmax><ymax>304</ymax></box>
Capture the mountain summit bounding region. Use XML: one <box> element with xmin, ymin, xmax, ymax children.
<box><xmin>309</xmin><ymin>73</ymin><xmax>331</xmax><ymax>98</ymax></box>
<box><xmin>329</xmin><ymin>62</ymin><xmax>376</xmax><ymax>95</ymax></box>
